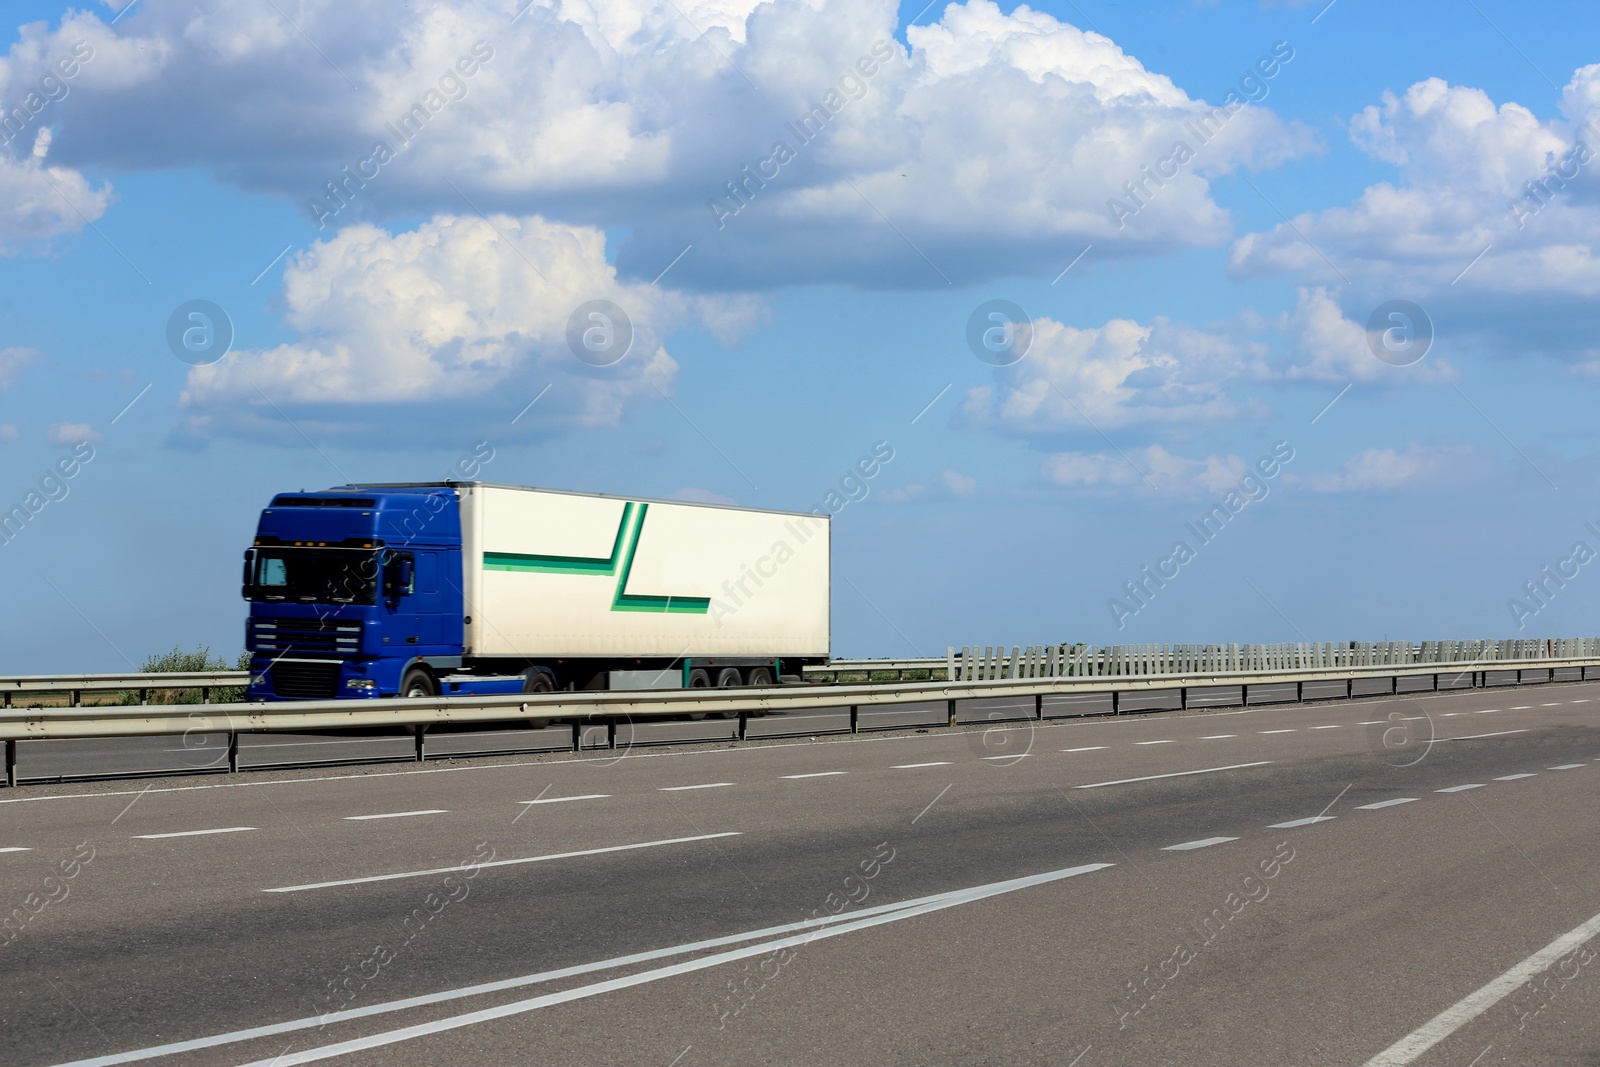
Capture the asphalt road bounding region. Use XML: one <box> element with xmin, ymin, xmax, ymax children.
<box><xmin>4</xmin><ymin>682</ymin><xmax>1600</xmax><ymax>1065</ymax></box>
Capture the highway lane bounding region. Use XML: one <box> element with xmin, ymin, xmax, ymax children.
<box><xmin>1</xmin><ymin>682</ymin><xmax>1598</xmax><ymax>1065</ymax></box>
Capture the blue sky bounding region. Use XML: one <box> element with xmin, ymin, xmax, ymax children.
<box><xmin>5</xmin><ymin>0</ymin><xmax>1600</xmax><ymax>671</ymax></box>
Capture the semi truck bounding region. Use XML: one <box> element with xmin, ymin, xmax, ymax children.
<box><xmin>241</xmin><ymin>482</ymin><xmax>830</xmax><ymax>701</ymax></box>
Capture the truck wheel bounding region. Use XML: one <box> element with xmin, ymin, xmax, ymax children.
<box><xmin>746</xmin><ymin>667</ymin><xmax>773</xmax><ymax>687</ymax></box>
<box><xmin>400</xmin><ymin>667</ymin><xmax>436</xmax><ymax>698</ymax></box>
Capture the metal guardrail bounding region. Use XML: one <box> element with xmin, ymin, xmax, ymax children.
<box><xmin>0</xmin><ymin>671</ymin><xmax>250</xmax><ymax>706</ymax></box>
<box><xmin>810</xmin><ymin>638</ymin><xmax>1600</xmax><ymax>681</ymax></box>
<box><xmin>6</xmin><ymin>636</ymin><xmax>1596</xmax><ymax>703</ymax></box>
<box><xmin>5</xmin><ymin>654</ymin><xmax>1599</xmax><ymax>786</ymax></box>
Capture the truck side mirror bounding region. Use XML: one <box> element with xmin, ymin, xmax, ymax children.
<box><xmin>241</xmin><ymin>549</ymin><xmax>254</xmax><ymax>599</ymax></box>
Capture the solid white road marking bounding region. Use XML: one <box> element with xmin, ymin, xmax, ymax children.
<box><xmin>224</xmin><ymin>862</ymin><xmax>1120</xmax><ymax>1067</ymax></box>
<box><xmin>779</xmin><ymin>772</ymin><xmax>847</xmax><ymax>779</ymax></box>
<box><xmin>1199</xmin><ymin>734</ymin><xmax>1236</xmax><ymax>739</ymax></box>
<box><xmin>1076</xmin><ymin>761</ymin><xmax>1273</xmax><ymax>790</ymax></box>
<box><xmin>1356</xmin><ymin>798</ymin><xmax>1418</xmax><ymax>810</ymax></box>
<box><xmin>519</xmin><ymin>794</ymin><xmax>611</xmax><ymax>805</ymax></box>
<box><xmin>44</xmin><ymin>862</ymin><xmax>1118</xmax><ymax>1067</ymax></box>
<box><xmin>1436</xmin><ymin>784</ymin><xmax>1484</xmax><ymax>793</ymax></box>
<box><xmin>1269</xmin><ymin>816</ymin><xmax>1336</xmax><ymax>828</ymax></box>
<box><xmin>1549</xmin><ymin>764</ymin><xmax>1587</xmax><ymax>770</ymax></box>
<box><xmin>1358</xmin><ymin>908</ymin><xmax>1600</xmax><ymax>1066</ymax></box>
<box><xmin>134</xmin><ymin>827</ymin><xmax>256</xmax><ymax>840</ymax></box>
<box><xmin>1163</xmin><ymin>836</ymin><xmax>1237</xmax><ymax>852</ymax></box>
<box><xmin>658</xmin><ymin>783</ymin><xmax>734</xmax><ymax>791</ymax></box>
<box><xmin>1493</xmin><ymin>774</ymin><xmax>1537</xmax><ymax>781</ymax></box>
<box><xmin>1436</xmin><ymin>730</ymin><xmax>1529</xmax><ymax>742</ymax></box>
<box><xmin>1063</xmin><ymin>746</ymin><xmax>1107</xmax><ymax>752</ymax></box>
<box><xmin>891</xmin><ymin>762</ymin><xmax>952</xmax><ymax>769</ymax></box>
<box><xmin>343</xmin><ymin>810</ymin><xmax>448</xmax><ymax>821</ymax></box>
<box><xmin>262</xmin><ymin>832</ymin><xmax>743</xmax><ymax>893</ymax></box>
<box><xmin>0</xmin><ymin>846</ymin><xmax>30</xmax><ymax>853</ymax></box>
<box><xmin>1258</xmin><ymin>729</ymin><xmax>1296</xmax><ymax>734</ymax></box>
<box><xmin>1133</xmin><ymin>740</ymin><xmax>1175</xmax><ymax>746</ymax></box>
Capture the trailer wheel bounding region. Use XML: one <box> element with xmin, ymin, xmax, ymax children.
<box><xmin>520</xmin><ymin>667</ymin><xmax>556</xmax><ymax>727</ymax></box>
<box><xmin>685</xmin><ymin>668</ymin><xmax>711</xmax><ymax>719</ymax></box>
<box><xmin>745</xmin><ymin>667</ymin><xmax>773</xmax><ymax>687</ymax></box>
<box><xmin>715</xmin><ymin>668</ymin><xmax>742</xmax><ymax>687</ymax></box>
<box><xmin>400</xmin><ymin>667</ymin><xmax>437</xmax><ymax>698</ymax></box>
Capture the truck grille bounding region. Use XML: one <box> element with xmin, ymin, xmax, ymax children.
<box><xmin>270</xmin><ymin>660</ymin><xmax>342</xmax><ymax>699</ymax></box>
<box><xmin>253</xmin><ymin>618</ymin><xmax>361</xmax><ymax>654</ymax></box>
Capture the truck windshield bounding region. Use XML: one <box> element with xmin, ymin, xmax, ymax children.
<box><xmin>248</xmin><ymin>548</ymin><xmax>378</xmax><ymax>604</ymax></box>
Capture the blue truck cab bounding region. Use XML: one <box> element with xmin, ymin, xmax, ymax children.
<box><xmin>243</xmin><ymin>487</ymin><xmax>464</xmax><ymax>701</ymax></box>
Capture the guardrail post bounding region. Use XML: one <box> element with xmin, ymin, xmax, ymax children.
<box><xmin>414</xmin><ymin>725</ymin><xmax>425</xmax><ymax>762</ymax></box>
<box><xmin>738</xmin><ymin>714</ymin><xmax>748</xmax><ymax>741</ymax></box>
<box><xmin>5</xmin><ymin>740</ymin><xmax>15</xmax><ymax>787</ymax></box>
<box><xmin>69</xmin><ymin>689</ymin><xmax>80</xmax><ymax>708</ymax></box>
<box><xmin>850</xmin><ymin>705</ymin><xmax>858</xmax><ymax>733</ymax></box>
<box><xmin>1112</xmin><ymin>691</ymin><xmax>1120</xmax><ymax>716</ymax></box>
<box><xmin>227</xmin><ymin>732</ymin><xmax>239</xmax><ymax>773</ymax></box>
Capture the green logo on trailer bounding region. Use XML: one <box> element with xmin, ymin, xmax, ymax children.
<box><xmin>483</xmin><ymin>502</ymin><xmax>711</xmax><ymax>614</ymax></box>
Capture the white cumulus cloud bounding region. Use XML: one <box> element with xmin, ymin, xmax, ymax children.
<box><xmin>1294</xmin><ymin>444</ymin><xmax>1471</xmax><ymax>493</ymax></box>
<box><xmin>1040</xmin><ymin>444</ymin><xmax>1247</xmax><ymax>495</ymax></box>
<box><xmin>1</xmin><ymin>0</ymin><xmax>1312</xmax><ymax>285</ymax></box>
<box><xmin>180</xmin><ymin>212</ymin><xmax>755</xmax><ymax>438</ymax></box>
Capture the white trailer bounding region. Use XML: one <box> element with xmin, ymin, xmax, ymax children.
<box><xmin>458</xmin><ymin>484</ymin><xmax>829</xmax><ymax>690</ymax></box>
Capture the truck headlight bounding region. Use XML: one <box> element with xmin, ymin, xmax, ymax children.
<box><xmin>345</xmin><ymin>678</ymin><xmax>377</xmax><ymax>690</ymax></box>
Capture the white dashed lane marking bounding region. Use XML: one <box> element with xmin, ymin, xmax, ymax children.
<box><xmin>891</xmin><ymin>763</ymin><xmax>951</xmax><ymax>770</ymax></box>
<box><xmin>1259</xmin><ymin>729</ymin><xmax>1297</xmax><ymax>735</ymax></box>
<box><xmin>520</xmin><ymin>794</ymin><xmax>611</xmax><ymax>805</ymax></box>
<box><xmin>1356</xmin><ymin>798</ymin><xmax>1419</xmax><ymax>810</ymax></box>
<box><xmin>658</xmin><ymin>783</ymin><xmax>734</xmax><ymax>791</ymax></box>
<box><xmin>1163</xmin><ymin>836</ymin><xmax>1238</xmax><ymax>852</ymax></box>
<box><xmin>780</xmin><ymin>772</ymin><xmax>847</xmax><ymax>780</ymax></box>
<box><xmin>1133</xmin><ymin>740</ymin><xmax>1174</xmax><ymax>746</ymax></box>
<box><xmin>1063</xmin><ymin>747</ymin><xmax>1107</xmax><ymax>753</ymax></box>
<box><xmin>1436</xmin><ymin>784</ymin><xmax>1485</xmax><ymax>793</ymax></box>
<box><xmin>1199</xmin><ymin>734</ymin><xmax>1236</xmax><ymax>740</ymax></box>
<box><xmin>344</xmin><ymin>810</ymin><xmax>448</xmax><ymax>821</ymax></box>
<box><xmin>1269</xmin><ymin>816</ymin><xmax>1336</xmax><ymax>829</ymax></box>
<box><xmin>1549</xmin><ymin>764</ymin><xmax>1588</xmax><ymax>771</ymax></box>
<box><xmin>134</xmin><ymin>827</ymin><xmax>257</xmax><ymax>839</ymax></box>
<box><xmin>1494</xmin><ymin>774</ymin><xmax>1537</xmax><ymax>781</ymax></box>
